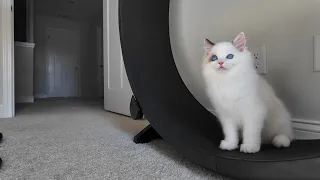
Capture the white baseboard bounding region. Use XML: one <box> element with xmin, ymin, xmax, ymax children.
<box><xmin>206</xmin><ymin>108</ymin><xmax>320</xmax><ymax>139</ymax></box>
<box><xmin>15</xmin><ymin>96</ymin><xmax>34</xmax><ymax>103</ymax></box>
<box><xmin>35</xmin><ymin>94</ymin><xmax>48</xmax><ymax>99</ymax></box>
<box><xmin>14</xmin><ymin>41</ymin><xmax>35</xmax><ymax>48</ymax></box>
<box><xmin>292</xmin><ymin>119</ymin><xmax>320</xmax><ymax>139</ymax></box>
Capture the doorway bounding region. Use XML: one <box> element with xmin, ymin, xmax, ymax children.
<box><xmin>0</xmin><ymin>0</ymin><xmax>134</xmax><ymax>118</ymax></box>
<box><xmin>46</xmin><ymin>28</ymin><xmax>80</xmax><ymax>98</ymax></box>
<box><xmin>13</xmin><ymin>0</ymin><xmax>104</xmax><ymax>112</ymax></box>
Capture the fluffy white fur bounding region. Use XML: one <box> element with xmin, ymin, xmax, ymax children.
<box><xmin>202</xmin><ymin>32</ymin><xmax>293</xmax><ymax>153</ymax></box>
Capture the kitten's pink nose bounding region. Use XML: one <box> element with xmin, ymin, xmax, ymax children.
<box><xmin>218</xmin><ymin>61</ymin><xmax>224</xmax><ymax>65</ymax></box>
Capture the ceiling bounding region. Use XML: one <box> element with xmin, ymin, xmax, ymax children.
<box><xmin>34</xmin><ymin>0</ymin><xmax>103</xmax><ymax>25</ymax></box>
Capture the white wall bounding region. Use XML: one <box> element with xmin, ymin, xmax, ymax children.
<box><xmin>170</xmin><ymin>0</ymin><xmax>320</xmax><ymax>120</ymax></box>
<box><xmin>34</xmin><ymin>15</ymin><xmax>99</xmax><ymax>99</ymax></box>
<box><xmin>26</xmin><ymin>0</ymin><xmax>34</xmax><ymax>43</ymax></box>
<box><xmin>15</xmin><ymin>42</ymin><xmax>35</xmax><ymax>103</ymax></box>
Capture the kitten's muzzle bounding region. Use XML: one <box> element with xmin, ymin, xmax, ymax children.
<box><xmin>218</xmin><ymin>61</ymin><xmax>225</xmax><ymax>69</ymax></box>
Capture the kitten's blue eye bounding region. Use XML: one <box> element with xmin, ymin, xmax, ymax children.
<box><xmin>211</xmin><ymin>55</ymin><xmax>218</xmax><ymax>61</ymax></box>
<box><xmin>226</xmin><ymin>54</ymin><xmax>234</xmax><ymax>59</ymax></box>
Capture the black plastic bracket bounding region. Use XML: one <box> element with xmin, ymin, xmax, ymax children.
<box><xmin>0</xmin><ymin>133</ymin><xmax>3</xmax><ymax>168</ymax></box>
<box><xmin>130</xmin><ymin>96</ymin><xmax>161</xmax><ymax>143</ymax></box>
<box><xmin>133</xmin><ymin>125</ymin><xmax>162</xmax><ymax>144</ymax></box>
<box><xmin>0</xmin><ymin>133</ymin><xmax>2</xmax><ymax>143</ymax></box>
<box><xmin>130</xmin><ymin>96</ymin><xmax>144</xmax><ymax>120</ymax></box>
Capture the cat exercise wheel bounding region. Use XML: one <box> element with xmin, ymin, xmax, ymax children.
<box><xmin>119</xmin><ymin>0</ymin><xmax>320</xmax><ymax>179</ymax></box>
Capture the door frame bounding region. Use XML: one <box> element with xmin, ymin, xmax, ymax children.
<box><xmin>1</xmin><ymin>0</ymin><xmax>107</xmax><ymax>118</ymax></box>
<box><xmin>0</xmin><ymin>0</ymin><xmax>14</xmax><ymax>118</ymax></box>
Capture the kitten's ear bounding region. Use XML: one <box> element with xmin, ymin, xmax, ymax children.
<box><xmin>204</xmin><ymin>38</ymin><xmax>214</xmax><ymax>55</ymax></box>
<box><xmin>232</xmin><ymin>32</ymin><xmax>246</xmax><ymax>52</ymax></box>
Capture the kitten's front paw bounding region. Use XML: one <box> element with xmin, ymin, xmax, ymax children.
<box><xmin>240</xmin><ymin>143</ymin><xmax>260</xmax><ymax>153</ymax></box>
<box><xmin>219</xmin><ymin>140</ymin><xmax>238</xmax><ymax>151</ymax></box>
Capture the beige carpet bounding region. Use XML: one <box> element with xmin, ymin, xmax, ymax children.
<box><xmin>0</xmin><ymin>99</ymin><xmax>230</xmax><ymax>180</ymax></box>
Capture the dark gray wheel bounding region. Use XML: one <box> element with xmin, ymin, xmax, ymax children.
<box><xmin>119</xmin><ymin>1</ymin><xmax>320</xmax><ymax>179</ymax></box>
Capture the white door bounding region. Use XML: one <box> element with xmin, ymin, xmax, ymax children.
<box><xmin>103</xmin><ymin>0</ymin><xmax>133</xmax><ymax>116</ymax></box>
<box><xmin>46</xmin><ymin>28</ymin><xmax>80</xmax><ymax>98</ymax></box>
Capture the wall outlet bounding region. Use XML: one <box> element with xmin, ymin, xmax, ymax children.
<box><xmin>250</xmin><ymin>45</ymin><xmax>267</xmax><ymax>74</ymax></box>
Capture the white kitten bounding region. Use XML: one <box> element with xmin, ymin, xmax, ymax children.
<box><xmin>202</xmin><ymin>32</ymin><xmax>293</xmax><ymax>153</ymax></box>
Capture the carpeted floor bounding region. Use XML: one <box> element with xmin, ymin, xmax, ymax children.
<box><xmin>0</xmin><ymin>99</ymin><xmax>230</xmax><ymax>180</ymax></box>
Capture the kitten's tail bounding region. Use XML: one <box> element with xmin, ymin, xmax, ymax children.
<box><xmin>272</xmin><ymin>134</ymin><xmax>291</xmax><ymax>148</ymax></box>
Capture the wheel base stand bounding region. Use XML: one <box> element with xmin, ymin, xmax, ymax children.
<box><xmin>130</xmin><ymin>96</ymin><xmax>162</xmax><ymax>143</ymax></box>
<box><xmin>133</xmin><ymin>125</ymin><xmax>162</xmax><ymax>144</ymax></box>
